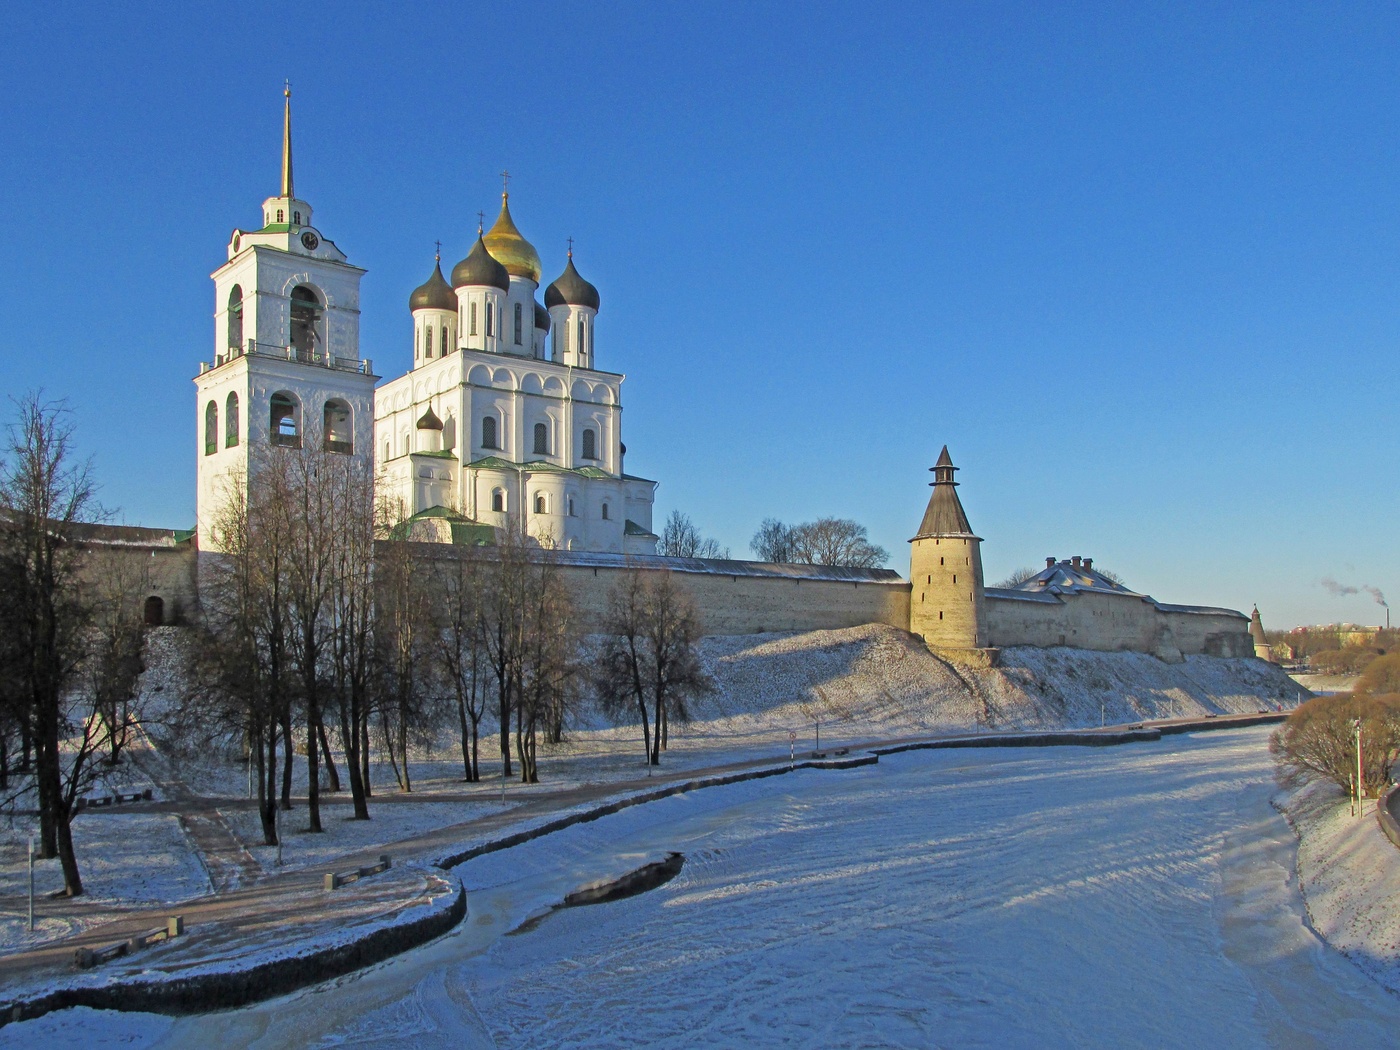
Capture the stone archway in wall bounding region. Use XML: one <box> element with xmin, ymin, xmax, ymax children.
<box><xmin>143</xmin><ymin>596</ymin><xmax>165</xmax><ymax>626</ymax></box>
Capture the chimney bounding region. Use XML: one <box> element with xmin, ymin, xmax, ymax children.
<box><xmin>1071</xmin><ymin>556</ymin><xmax>1082</xmax><ymax>569</ymax></box>
<box><xmin>1083</xmin><ymin>557</ymin><xmax>1093</xmax><ymax>570</ymax></box>
<box><xmin>1046</xmin><ymin>557</ymin><xmax>1056</xmax><ymax>568</ymax></box>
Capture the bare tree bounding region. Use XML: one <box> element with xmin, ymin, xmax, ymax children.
<box><xmin>432</xmin><ymin>548</ymin><xmax>490</xmax><ymax>782</ymax></box>
<box><xmin>993</xmin><ymin>567</ymin><xmax>1038</xmax><ymax>588</ymax></box>
<box><xmin>658</xmin><ymin>510</ymin><xmax>730</xmax><ymax>559</ymax></box>
<box><xmin>1271</xmin><ymin>689</ymin><xmax>1400</xmax><ymax>797</ymax></box>
<box><xmin>196</xmin><ymin>462</ymin><xmax>294</xmax><ymax>846</ymax></box>
<box><xmin>373</xmin><ymin>537</ymin><xmax>434</xmax><ymax>792</ymax></box>
<box><xmin>594</xmin><ymin>566</ymin><xmax>712</xmax><ymax>765</ymax></box>
<box><xmin>789</xmin><ymin>517</ymin><xmax>887</xmax><ymax>568</ymax></box>
<box><xmin>325</xmin><ymin>455</ymin><xmax>378</xmax><ymax>819</ymax></box>
<box><xmin>0</xmin><ymin>393</ymin><xmax>100</xmax><ymax>894</ymax></box>
<box><xmin>84</xmin><ymin>549</ymin><xmax>149</xmax><ymax>766</ymax></box>
<box><xmin>750</xmin><ymin>518</ymin><xmax>796</xmax><ymax>563</ymax></box>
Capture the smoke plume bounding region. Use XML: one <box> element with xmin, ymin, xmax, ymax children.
<box><xmin>1320</xmin><ymin>578</ymin><xmax>1388</xmax><ymax>608</ymax></box>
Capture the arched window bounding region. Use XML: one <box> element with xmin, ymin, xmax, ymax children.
<box><xmin>441</xmin><ymin>324</ymin><xmax>448</xmax><ymax>355</ymax></box>
<box><xmin>426</xmin><ymin>325</ymin><xmax>434</xmax><ymax>359</ymax></box>
<box><xmin>491</xmin><ymin>489</ymin><xmax>505</xmax><ymax>512</ymax></box>
<box><xmin>324</xmin><ymin>399</ymin><xmax>353</xmax><ymax>453</ymax></box>
<box><xmin>270</xmin><ymin>392</ymin><xmax>300</xmax><ymax>447</ymax></box>
<box><xmin>486</xmin><ymin>302</ymin><xmax>494</xmax><ymax>337</ymax></box>
<box><xmin>601</xmin><ymin>502</ymin><xmax>610</xmax><ymax>520</ymax></box>
<box><xmin>514</xmin><ymin>302</ymin><xmax>523</xmax><ymax>345</ymax></box>
<box><xmin>481</xmin><ymin>415</ymin><xmax>498</xmax><ymax>449</ymax></box>
<box><xmin>577</xmin><ymin>317</ymin><xmax>586</xmax><ymax>359</ymax></box>
<box><xmin>227</xmin><ymin>285</ymin><xmax>243</xmax><ymax>350</ymax></box>
<box><xmin>552</xmin><ymin>325</ymin><xmax>558</xmax><ymax>359</ymax></box>
<box><xmin>384</xmin><ymin>440</ymin><xmax>390</xmax><ymax>461</ymax></box>
<box><xmin>293</xmin><ymin>210</ymin><xmax>301</xmax><ymax>225</ymax></box>
<box><xmin>581</xmin><ymin>428</ymin><xmax>597</xmax><ymax>460</ymax></box>
<box><xmin>534</xmin><ymin>493</ymin><xmax>547</xmax><ymax>514</ymax></box>
<box><xmin>143</xmin><ymin>596</ymin><xmax>164</xmax><ymax>626</ymax></box>
<box><xmin>470</xmin><ymin>302</ymin><xmax>478</xmax><ymax>336</ymax></box>
<box><xmin>567</xmin><ymin>496</ymin><xmax>575</xmax><ymax>517</ymax></box>
<box><xmin>290</xmin><ymin>285</ymin><xmax>321</xmax><ymax>356</ymax></box>
<box><xmin>225</xmin><ymin>392</ymin><xmax>240</xmax><ymax>448</ymax></box>
<box><xmin>277</xmin><ymin>208</ymin><xmax>284</xmax><ymax>223</ymax></box>
<box><xmin>204</xmin><ymin>401</ymin><xmax>218</xmax><ymax>455</ymax></box>
<box><xmin>533</xmin><ymin>422</ymin><xmax>548</xmax><ymax>456</ymax></box>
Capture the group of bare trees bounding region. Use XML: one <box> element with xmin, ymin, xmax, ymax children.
<box><xmin>1272</xmin><ymin>653</ymin><xmax>1400</xmax><ymax>797</ymax></box>
<box><xmin>750</xmin><ymin>517</ymin><xmax>888</xmax><ymax>569</ymax></box>
<box><xmin>0</xmin><ymin>394</ymin><xmax>152</xmax><ymax>896</ymax></box>
<box><xmin>187</xmin><ymin>448</ymin><xmax>595</xmax><ymax>843</ymax></box>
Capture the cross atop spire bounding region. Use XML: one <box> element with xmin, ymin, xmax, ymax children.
<box><xmin>477</xmin><ymin>210</ymin><xmax>485</xmax><ymax>235</ymax></box>
<box><xmin>281</xmin><ymin>82</ymin><xmax>294</xmax><ymax>199</ymax></box>
<box><xmin>434</xmin><ymin>239</ymin><xmax>442</xmax><ymax>262</ymax></box>
<box><xmin>567</xmin><ymin>236</ymin><xmax>574</xmax><ymax>258</ymax></box>
<box><xmin>500</xmin><ymin>170</ymin><xmax>511</xmax><ymax>198</ymax></box>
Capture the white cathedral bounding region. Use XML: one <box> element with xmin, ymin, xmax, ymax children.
<box><xmin>195</xmin><ymin>91</ymin><xmax>658</xmax><ymax>555</ymax></box>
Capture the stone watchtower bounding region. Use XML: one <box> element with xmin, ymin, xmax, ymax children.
<box><xmin>909</xmin><ymin>446</ymin><xmax>988</xmax><ymax>654</ymax></box>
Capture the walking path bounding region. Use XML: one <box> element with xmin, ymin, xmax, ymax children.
<box><xmin>0</xmin><ymin>713</ymin><xmax>1283</xmax><ymax>1010</ymax></box>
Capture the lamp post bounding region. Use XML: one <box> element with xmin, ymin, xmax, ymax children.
<box><xmin>1354</xmin><ymin>717</ymin><xmax>1365</xmax><ymax>817</ymax></box>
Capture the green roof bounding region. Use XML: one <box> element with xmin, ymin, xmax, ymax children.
<box><xmin>624</xmin><ymin>519</ymin><xmax>657</xmax><ymax>538</ymax></box>
<box><xmin>256</xmin><ymin>223</ymin><xmax>292</xmax><ymax>234</ymax></box>
<box><xmin>388</xmin><ymin>506</ymin><xmax>496</xmax><ymax>546</ymax></box>
<box><xmin>412</xmin><ymin>449</ymin><xmax>458</xmax><ymax>460</ymax></box>
<box><xmin>468</xmin><ymin>455</ymin><xmax>614</xmax><ymax>480</ymax></box>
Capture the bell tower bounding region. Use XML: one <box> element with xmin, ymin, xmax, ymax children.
<box><xmin>909</xmin><ymin>446</ymin><xmax>988</xmax><ymax>651</ymax></box>
<box><xmin>193</xmin><ymin>85</ymin><xmax>377</xmax><ymax>550</ymax></box>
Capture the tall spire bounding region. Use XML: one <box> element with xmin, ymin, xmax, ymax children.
<box><xmin>281</xmin><ymin>81</ymin><xmax>294</xmax><ymax>199</ymax></box>
<box><xmin>913</xmin><ymin>446</ymin><xmax>977</xmax><ymax>539</ymax></box>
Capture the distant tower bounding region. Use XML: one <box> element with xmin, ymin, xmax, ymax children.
<box><xmin>1249</xmin><ymin>606</ymin><xmax>1274</xmax><ymax>662</ymax></box>
<box><xmin>194</xmin><ymin>85</ymin><xmax>376</xmax><ymax>550</ymax></box>
<box><xmin>909</xmin><ymin>446</ymin><xmax>987</xmax><ymax>649</ymax></box>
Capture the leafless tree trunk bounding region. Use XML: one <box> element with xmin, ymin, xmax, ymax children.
<box><xmin>0</xmin><ymin>393</ymin><xmax>99</xmax><ymax>894</ymax></box>
<box><xmin>594</xmin><ymin>565</ymin><xmax>711</xmax><ymax>767</ymax></box>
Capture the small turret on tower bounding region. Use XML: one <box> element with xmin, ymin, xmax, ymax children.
<box><xmin>909</xmin><ymin>446</ymin><xmax>989</xmax><ymax>653</ymax></box>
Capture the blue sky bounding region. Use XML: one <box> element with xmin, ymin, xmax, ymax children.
<box><xmin>1</xmin><ymin>2</ymin><xmax>1396</xmax><ymax>630</ymax></box>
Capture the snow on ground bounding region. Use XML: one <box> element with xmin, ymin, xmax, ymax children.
<box><xmin>221</xmin><ymin>800</ymin><xmax>505</xmax><ymax>874</ymax></box>
<box><xmin>32</xmin><ymin>725</ymin><xmax>1397</xmax><ymax>1049</ymax></box>
<box><xmin>1279</xmin><ymin>779</ymin><xmax>1400</xmax><ymax>996</ymax></box>
<box><xmin>0</xmin><ymin>623</ymin><xmax>1302</xmax><ymax>959</ymax></box>
<box><xmin>0</xmin><ymin>812</ymin><xmax>209</xmax><ymax>950</ymax></box>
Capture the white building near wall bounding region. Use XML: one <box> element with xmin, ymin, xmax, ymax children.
<box><xmin>195</xmin><ymin>91</ymin><xmax>658</xmax><ymax>556</ymax></box>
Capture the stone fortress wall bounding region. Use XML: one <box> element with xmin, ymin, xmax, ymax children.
<box><xmin>78</xmin><ymin>533</ymin><xmax>1251</xmax><ymax>664</ymax></box>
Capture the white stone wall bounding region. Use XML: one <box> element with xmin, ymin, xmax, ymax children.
<box><xmin>985</xmin><ymin>590</ymin><xmax>1251</xmax><ymax>658</ymax></box>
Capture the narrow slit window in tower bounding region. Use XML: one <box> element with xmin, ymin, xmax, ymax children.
<box><xmin>514</xmin><ymin>302</ymin><xmax>523</xmax><ymax>345</ymax></box>
<box><xmin>204</xmin><ymin>401</ymin><xmax>218</xmax><ymax>456</ymax></box>
<box><xmin>225</xmin><ymin>392</ymin><xmax>239</xmax><ymax>448</ymax></box>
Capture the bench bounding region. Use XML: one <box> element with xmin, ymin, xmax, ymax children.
<box><xmin>324</xmin><ymin>854</ymin><xmax>392</xmax><ymax>891</ymax></box>
<box><xmin>74</xmin><ymin>916</ymin><xmax>183</xmax><ymax>969</ymax></box>
<box><xmin>76</xmin><ymin>788</ymin><xmax>153</xmax><ymax>811</ymax></box>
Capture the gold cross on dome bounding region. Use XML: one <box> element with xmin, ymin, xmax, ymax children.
<box><xmin>567</xmin><ymin>236</ymin><xmax>574</xmax><ymax>257</ymax></box>
<box><xmin>434</xmin><ymin>239</ymin><xmax>441</xmax><ymax>261</ymax></box>
<box><xmin>500</xmin><ymin>170</ymin><xmax>511</xmax><ymax>193</ymax></box>
<box><xmin>477</xmin><ymin>210</ymin><xmax>485</xmax><ymax>234</ymax></box>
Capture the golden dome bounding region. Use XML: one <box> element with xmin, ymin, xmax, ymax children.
<box><xmin>482</xmin><ymin>193</ymin><xmax>542</xmax><ymax>283</ymax></box>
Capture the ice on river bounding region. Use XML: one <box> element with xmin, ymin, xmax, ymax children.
<box><xmin>10</xmin><ymin>726</ymin><xmax>1400</xmax><ymax>1048</ymax></box>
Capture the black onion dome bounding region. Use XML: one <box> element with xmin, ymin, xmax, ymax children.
<box><xmin>409</xmin><ymin>260</ymin><xmax>457</xmax><ymax>312</ymax></box>
<box><xmin>451</xmin><ymin>235</ymin><xmax>510</xmax><ymax>291</ymax></box>
<box><xmin>416</xmin><ymin>406</ymin><xmax>444</xmax><ymax>431</ymax></box>
<box><xmin>544</xmin><ymin>255</ymin><xmax>600</xmax><ymax>311</ymax></box>
<box><xmin>534</xmin><ymin>300</ymin><xmax>551</xmax><ymax>332</ymax></box>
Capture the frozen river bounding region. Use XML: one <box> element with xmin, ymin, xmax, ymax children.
<box><xmin>13</xmin><ymin>726</ymin><xmax>1400</xmax><ymax>1048</ymax></box>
